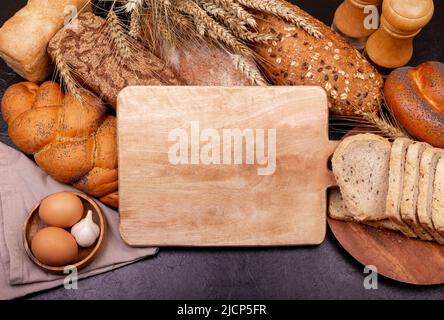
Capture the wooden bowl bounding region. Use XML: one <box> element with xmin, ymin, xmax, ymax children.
<box><xmin>23</xmin><ymin>192</ymin><xmax>107</xmax><ymax>274</ymax></box>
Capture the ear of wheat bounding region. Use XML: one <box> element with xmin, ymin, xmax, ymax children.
<box><xmin>111</xmin><ymin>0</ymin><xmax>323</xmax><ymax>84</ymax></box>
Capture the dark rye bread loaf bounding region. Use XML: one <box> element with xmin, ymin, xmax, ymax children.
<box><xmin>48</xmin><ymin>12</ymin><xmax>182</xmax><ymax>109</ymax></box>
<box><xmin>253</xmin><ymin>1</ymin><xmax>384</xmax><ymax>116</ymax></box>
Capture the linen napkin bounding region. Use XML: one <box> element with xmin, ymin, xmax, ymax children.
<box><xmin>0</xmin><ymin>142</ymin><xmax>158</xmax><ymax>299</ymax></box>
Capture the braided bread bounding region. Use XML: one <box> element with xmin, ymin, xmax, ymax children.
<box><xmin>1</xmin><ymin>81</ymin><xmax>118</xmax><ymax>208</ymax></box>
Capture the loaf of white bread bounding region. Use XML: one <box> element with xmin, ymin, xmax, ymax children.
<box><xmin>330</xmin><ymin>134</ymin><xmax>444</xmax><ymax>243</ymax></box>
<box><xmin>0</xmin><ymin>0</ymin><xmax>91</xmax><ymax>82</ymax></box>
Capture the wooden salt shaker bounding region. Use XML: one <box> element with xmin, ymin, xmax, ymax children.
<box><xmin>333</xmin><ymin>0</ymin><xmax>382</xmax><ymax>50</ymax></box>
<box><xmin>366</xmin><ymin>0</ymin><xmax>434</xmax><ymax>69</ymax></box>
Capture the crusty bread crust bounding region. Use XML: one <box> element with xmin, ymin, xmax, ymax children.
<box><xmin>385</xmin><ymin>138</ymin><xmax>417</xmax><ymax>238</ymax></box>
<box><xmin>254</xmin><ymin>1</ymin><xmax>383</xmax><ymax>116</ymax></box>
<box><xmin>0</xmin><ymin>0</ymin><xmax>91</xmax><ymax>82</ymax></box>
<box><xmin>385</xmin><ymin>62</ymin><xmax>444</xmax><ymax>148</ymax></box>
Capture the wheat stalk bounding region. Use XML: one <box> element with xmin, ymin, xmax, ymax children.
<box><xmin>177</xmin><ymin>0</ymin><xmax>253</xmax><ymax>57</ymax></box>
<box><xmin>362</xmin><ymin>111</ymin><xmax>408</xmax><ymax>139</ymax></box>
<box><xmin>106</xmin><ymin>9</ymin><xmax>133</xmax><ymax>61</ymax></box>
<box><xmin>235</xmin><ymin>0</ymin><xmax>322</xmax><ymax>38</ymax></box>
<box><xmin>232</xmin><ymin>54</ymin><xmax>268</xmax><ymax>85</ymax></box>
<box><xmin>210</xmin><ymin>0</ymin><xmax>257</xmax><ymax>27</ymax></box>
<box><xmin>52</xmin><ymin>48</ymin><xmax>82</xmax><ymax>101</ymax></box>
<box><xmin>198</xmin><ymin>0</ymin><xmax>247</xmax><ymax>34</ymax></box>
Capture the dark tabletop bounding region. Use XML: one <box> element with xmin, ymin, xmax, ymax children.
<box><xmin>1</xmin><ymin>0</ymin><xmax>444</xmax><ymax>300</ymax></box>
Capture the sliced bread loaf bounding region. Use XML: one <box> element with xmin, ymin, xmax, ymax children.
<box><xmin>332</xmin><ymin>133</ymin><xmax>391</xmax><ymax>221</ymax></box>
<box><xmin>329</xmin><ymin>188</ymin><xmax>398</xmax><ymax>231</ymax></box>
<box><xmin>400</xmin><ymin>142</ymin><xmax>434</xmax><ymax>240</ymax></box>
<box><xmin>418</xmin><ymin>148</ymin><xmax>444</xmax><ymax>243</ymax></box>
<box><xmin>432</xmin><ymin>157</ymin><xmax>444</xmax><ymax>233</ymax></box>
<box><xmin>385</xmin><ymin>138</ymin><xmax>417</xmax><ymax>238</ymax></box>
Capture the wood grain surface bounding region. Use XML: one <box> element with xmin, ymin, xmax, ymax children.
<box><xmin>328</xmin><ymin>218</ymin><xmax>444</xmax><ymax>285</ymax></box>
<box><xmin>118</xmin><ymin>86</ymin><xmax>337</xmax><ymax>246</ymax></box>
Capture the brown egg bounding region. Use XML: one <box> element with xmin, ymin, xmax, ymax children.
<box><xmin>31</xmin><ymin>227</ymin><xmax>79</xmax><ymax>266</ymax></box>
<box><xmin>39</xmin><ymin>192</ymin><xmax>83</xmax><ymax>228</ymax></box>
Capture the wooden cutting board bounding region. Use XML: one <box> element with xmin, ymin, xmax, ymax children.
<box><xmin>117</xmin><ymin>86</ymin><xmax>337</xmax><ymax>246</ymax></box>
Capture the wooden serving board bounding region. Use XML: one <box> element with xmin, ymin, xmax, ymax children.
<box><xmin>328</xmin><ymin>128</ymin><xmax>444</xmax><ymax>285</ymax></box>
<box><xmin>328</xmin><ymin>218</ymin><xmax>444</xmax><ymax>285</ymax></box>
<box><xmin>118</xmin><ymin>86</ymin><xmax>337</xmax><ymax>246</ymax></box>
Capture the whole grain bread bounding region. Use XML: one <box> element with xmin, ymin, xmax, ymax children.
<box><xmin>329</xmin><ymin>188</ymin><xmax>398</xmax><ymax>231</ymax></box>
<box><xmin>417</xmin><ymin>147</ymin><xmax>444</xmax><ymax>243</ymax></box>
<box><xmin>432</xmin><ymin>157</ymin><xmax>444</xmax><ymax>233</ymax></box>
<box><xmin>253</xmin><ymin>1</ymin><xmax>383</xmax><ymax>116</ymax></box>
<box><xmin>385</xmin><ymin>138</ymin><xmax>417</xmax><ymax>238</ymax></box>
<box><xmin>47</xmin><ymin>12</ymin><xmax>182</xmax><ymax>109</ymax></box>
<box><xmin>400</xmin><ymin>142</ymin><xmax>433</xmax><ymax>240</ymax></box>
<box><xmin>332</xmin><ymin>133</ymin><xmax>391</xmax><ymax>221</ymax></box>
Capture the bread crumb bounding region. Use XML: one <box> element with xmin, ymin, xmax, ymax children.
<box><xmin>276</xmin><ymin>57</ymin><xmax>282</xmax><ymax>64</ymax></box>
<box><xmin>334</xmin><ymin>54</ymin><xmax>340</xmax><ymax>60</ymax></box>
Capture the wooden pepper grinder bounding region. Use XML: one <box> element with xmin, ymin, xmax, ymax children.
<box><xmin>333</xmin><ymin>0</ymin><xmax>382</xmax><ymax>50</ymax></box>
<box><xmin>366</xmin><ymin>0</ymin><xmax>434</xmax><ymax>69</ymax></box>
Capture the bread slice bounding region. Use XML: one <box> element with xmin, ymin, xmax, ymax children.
<box><xmin>432</xmin><ymin>157</ymin><xmax>444</xmax><ymax>234</ymax></box>
<box><xmin>329</xmin><ymin>188</ymin><xmax>398</xmax><ymax>231</ymax></box>
<box><xmin>385</xmin><ymin>138</ymin><xmax>417</xmax><ymax>238</ymax></box>
<box><xmin>332</xmin><ymin>133</ymin><xmax>391</xmax><ymax>221</ymax></box>
<box><xmin>418</xmin><ymin>148</ymin><xmax>444</xmax><ymax>243</ymax></box>
<box><xmin>400</xmin><ymin>142</ymin><xmax>434</xmax><ymax>240</ymax></box>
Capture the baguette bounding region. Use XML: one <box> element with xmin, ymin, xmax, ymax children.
<box><xmin>253</xmin><ymin>0</ymin><xmax>383</xmax><ymax>116</ymax></box>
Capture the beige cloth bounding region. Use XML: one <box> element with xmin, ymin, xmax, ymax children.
<box><xmin>0</xmin><ymin>142</ymin><xmax>158</xmax><ymax>299</ymax></box>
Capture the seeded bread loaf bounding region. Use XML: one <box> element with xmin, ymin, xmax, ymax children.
<box><xmin>417</xmin><ymin>147</ymin><xmax>444</xmax><ymax>243</ymax></box>
<box><xmin>253</xmin><ymin>1</ymin><xmax>383</xmax><ymax>116</ymax></box>
<box><xmin>332</xmin><ymin>133</ymin><xmax>391</xmax><ymax>221</ymax></box>
<box><xmin>400</xmin><ymin>142</ymin><xmax>433</xmax><ymax>240</ymax></box>
<box><xmin>432</xmin><ymin>157</ymin><xmax>444</xmax><ymax>233</ymax></box>
<box><xmin>385</xmin><ymin>138</ymin><xmax>417</xmax><ymax>238</ymax></box>
<box><xmin>47</xmin><ymin>12</ymin><xmax>182</xmax><ymax>109</ymax></box>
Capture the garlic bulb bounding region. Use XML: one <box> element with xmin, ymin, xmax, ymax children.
<box><xmin>70</xmin><ymin>210</ymin><xmax>100</xmax><ymax>247</ymax></box>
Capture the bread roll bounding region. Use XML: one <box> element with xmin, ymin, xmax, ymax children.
<box><xmin>384</xmin><ymin>61</ymin><xmax>444</xmax><ymax>149</ymax></box>
<box><xmin>253</xmin><ymin>0</ymin><xmax>384</xmax><ymax>116</ymax></box>
<box><xmin>0</xmin><ymin>0</ymin><xmax>91</xmax><ymax>82</ymax></box>
<box><xmin>1</xmin><ymin>81</ymin><xmax>118</xmax><ymax>208</ymax></box>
